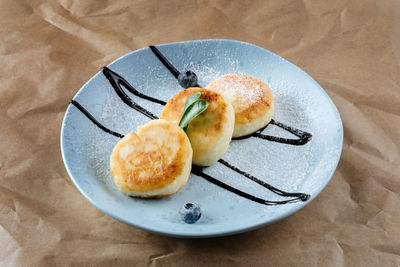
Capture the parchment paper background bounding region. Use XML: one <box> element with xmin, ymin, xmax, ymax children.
<box><xmin>1</xmin><ymin>0</ymin><xmax>399</xmax><ymax>266</ymax></box>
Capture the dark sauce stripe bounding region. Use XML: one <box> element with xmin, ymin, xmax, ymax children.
<box><xmin>192</xmin><ymin>166</ymin><xmax>306</xmax><ymax>205</ymax></box>
<box><xmin>70</xmin><ymin>100</ymin><xmax>124</xmax><ymax>138</ymax></box>
<box><xmin>103</xmin><ymin>67</ymin><xmax>166</xmax><ymax>106</ymax></box>
<box><xmin>102</xmin><ymin>68</ymin><xmax>162</xmax><ymax>121</ymax></box>
<box><xmin>149</xmin><ymin>45</ymin><xmax>202</xmax><ymax>88</ymax></box>
<box><xmin>233</xmin><ymin>119</ymin><xmax>312</xmax><ymax>145</ymax></box>
<box><xmin>218</xmin><ymin>159</ymin><xmax>309</xmax><ymax>201</ymax></box>
<box><xmin>269</xmin><ymin>119</ymin><xmax>312</xmax><ymax>144</ymax></box>
<box><xmin>149</xmin><ymin>45</ymin><xmax>180</xmax><ymax>78</ymax></box>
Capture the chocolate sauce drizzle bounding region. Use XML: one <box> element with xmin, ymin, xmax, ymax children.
<box><xmin>233</xmin><ymin>120</ymin><xmax>312</xmax><ymax>145</ymax></box>
<box><xmin>70</xmin><ymin>100</ymin><xmax>124</xmax><ymax>139</ymax></box>
<box><xmin>69</xmin><ymin>47</ymin><xmax>312</xmax><ymax>205</ymax></box>
<box><xmin>149</xmin><ymin>45</ymin><xmax>201</xmax><ymax>87</ymax></box>
<box><xmin>192</xmin><ymin>166</ymin><xmax>309</xmax><ymax>205</ymax></box>
<box><xmin>149</xmin><ymin>46</ymin><xmax>180</xmax><ymax>79</ymax></box>
<box><xmin>102</xmin><ymin>67</ymin><xmax>162</xmax><ymax>119</ymax></box>
<box><xmin>217</xmin><ymin>159</ymin><xmax>309</xmax><ymax>201</ymax></box>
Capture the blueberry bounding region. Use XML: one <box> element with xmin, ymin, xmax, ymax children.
<box><xmin>178</xmin><ymin>70</ymin><xmax>198</xmax><ymax>88</ymax></box>
<box><xmin>179</xmin><ymin>203</ymin><xmax>201</xmax><ymax>224</ymax></box>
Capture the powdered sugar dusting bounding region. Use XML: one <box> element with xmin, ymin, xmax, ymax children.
<box><xmin>183</xmin><ymin>57</ymin><xmax>240</xmax><ymax>87</ymax></box>
<box><xmin>208</xmin><ymin>74</ymin><xmax>264</xmax><ymax>104</ymax></box>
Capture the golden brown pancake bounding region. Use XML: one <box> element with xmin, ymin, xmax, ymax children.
<box><xmin>160</xmin><ymin>88</ymin><xmax>234</xmax><ymax>166</ymax></box>
<box><xmin>110</xmin><ymin>119</ymin><xmax>192</xmax><ymax>198</ymax></box>
<box><xmin>206</xmin><ymin>74</ymin><xmax>274</xmax><ymax>137</ymax></box>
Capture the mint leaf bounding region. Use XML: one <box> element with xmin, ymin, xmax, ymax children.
<box><xmin>179</xmin><ymin>94</ymin><xmax>208</xmax><ymax>133</ymax></box>
<box><xmin>183</xmin><ymin>92</ymin><xmax>201</xmax><ymax>111</ymax></box>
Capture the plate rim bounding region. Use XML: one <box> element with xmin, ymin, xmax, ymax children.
<box><xmin>60</xmin><ymin>38</ymin><xmax>343</xmax><ymax>238</ymax></box>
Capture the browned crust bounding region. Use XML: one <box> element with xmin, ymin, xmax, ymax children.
<box><xmin>110</xmin><ymin>121</ymin><xmax>190</xmax><ymax>193</ymax></box>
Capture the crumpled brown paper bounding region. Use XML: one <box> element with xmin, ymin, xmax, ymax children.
<box><xmin>1</xmin><ymin>0</ymin><xmax>399</xmax><ymax>265</ymax></box>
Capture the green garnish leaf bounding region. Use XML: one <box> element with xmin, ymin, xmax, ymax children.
<box><xmin>183</xmin><ymin>92</ymin><xmax>201</xmax><ymax>111</ymax></box>
<box><xmin>178</xmin><ymin>94</ymin><xmax>208</xmax><ymax>133</ymax></box>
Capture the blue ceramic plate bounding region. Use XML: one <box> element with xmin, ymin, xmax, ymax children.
<box><xmin>60</xmin><ymin>39</ymin><xmax>343</xmax><ymax>237</ymax></box>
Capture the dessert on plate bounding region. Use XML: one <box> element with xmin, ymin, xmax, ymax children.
<box><xmin>206</xmin><ymin>74</ymin><xmax>274</xmax><ymax>137</ymax></box>
<box><xmin>160</xmin><ymin>87</ymin><xmax>234</xmax><ymax>166</ymax></box>
<box><xmin>110</xmin><ymin>119</ymin><xmax>192</xmax><ymax>198</ymax></box>
<box><xmin>68</xmin><ymin>44</ymin><xmax>311</xmax><ymax>205</ymax></box>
